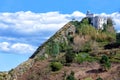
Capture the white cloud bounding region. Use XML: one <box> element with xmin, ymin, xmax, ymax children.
<box><xmin>0</xmin><ymin>42</ymin><xmax>10</xmax><ymax>51</ymax></box>
<box><xmin>0</xmin><ymin>42</ymin><xmax>36</xmax><ymax>54</ymax></box>
<box><xmin>71</xmin><ymin>11</ymin><xmax>86</xmax><ymax>17</ymax></box>
<box><xmin>0</xmin><ymin>11</ymin><xmax>70</xmax><ymax>34</ymax></box>
<box><xmin>0</xmin><ymin>11</ymin><xmax>120</xmax><ymax>55</ymax></box>
<box><xmin>11</xmin><ymin>43</ymin><xmax>36</xmax><ymax>54</ymax></box>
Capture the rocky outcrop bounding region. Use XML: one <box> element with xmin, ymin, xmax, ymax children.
<box><xmin>2</xmin><ymin>59</ymin><xmax>34</xmax><ymax>80</ymax></box>
<box><xmin>2</xmin><ymin>22</ymin><xmax>76</xmax><ymax>80</ymax></box>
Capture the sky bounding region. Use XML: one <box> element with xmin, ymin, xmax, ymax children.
<box><xmin>0</xmin><ymin>0</ymin><xmax>120</xmax><ymax>71</ymax></box>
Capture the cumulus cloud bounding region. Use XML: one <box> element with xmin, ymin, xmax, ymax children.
<box><xmin>0</xmin><ymin>42</ymin><xmax>10</xmax><ymax>51</ymax></box>
<box><xmin>0</xmin><ymin>42</ymin><xmax>36</xmax><ymax>54</ymax></box>
<box><xmin>0</xmin><ymin>11</ymin><xmax>120</xmax><ymax>55</ymax></box>
<box><xmin>0</xmin><ymin>11</ymin><xmax>69</xmax><ymax>34</ymax></box>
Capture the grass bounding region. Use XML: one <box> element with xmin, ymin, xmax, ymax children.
<box><xmin>74</xmin><ymin>52</ymin><xmax>96</xmax><ymax>64</ymax></box>
<box><xmin>109</xmin><ymin>52</ymin><xmax>120</xmax><ymax>63</ymax></box>
<box><xmin>84</xmin><ymin>77</ymin><xmax>93</xmax><ymax>80</ymax></box>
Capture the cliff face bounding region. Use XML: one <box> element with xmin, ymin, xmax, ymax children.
<box><xmin>1</xmin><ymin>19</ymin><xmax>120</xmax><ymax>80</ymax></box>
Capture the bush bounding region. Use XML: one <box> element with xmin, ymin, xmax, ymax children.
<box><xmin>66</xmin><ymin>71</ymin><xmax>76</xmax><ymax>80</ymax></box>
<box><xmin>34</xmin><ymin>55</ymin><xmax>46</xmax><ymax>62</ymax></box>
<box><xmin>65</xmin><ymin>49</ymin><xmax>75</xmax><ymax>63</ymax></box>
<box><xmin>74</xmin><ymin>53</ymin><xmax>84</xmax><ymax>63</ymax></box>
<box><xmin>50</xmin><ymin>62</ymin><xmax>63</xmax><ymax>71</ymax></box>
<box><xmin>74</xmin><ymin>53</ymin><xmax>94</xmax><ymax>64</ymax></box>
<box><xmin>100</xmin><ymin>55</ymin><xmax>111</xmax><ymax>71</ymax></box>
<box><xmin>96</xmin><ymin>77</ymin><xmax>103</xmax><ymax>80</ymax></box>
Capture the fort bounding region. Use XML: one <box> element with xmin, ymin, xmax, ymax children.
<box><xmin>86</xmin><ymin>11</ymin><xmax>107</xmax><ymax>29</ymax></box>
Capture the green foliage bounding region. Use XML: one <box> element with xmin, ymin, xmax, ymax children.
<box><xmin>95</xmin><ymin>31</ymin><xmax>116</xmax><ymax>42</ymax></box>
<box><xmin>81</xmin><ymin>41</ymin><xmax>92</xmax><ymax>52</ymax></box>
<box><xmin>45</xmin><ymin>40</ymin><xmax>60</xmax><ymax>57</ymax></box>
<box><xmin>65</xmin><ymin>49</ymin><xmax>75</xmax><ymax>63</ymax></box>
<box><xmin>102</xmin><ymin>18</ymin><xmax>116</xmax><ymax>42</ymax></box>
<box><xmin>100</xmin><ymin>55</ymin><xmax>111</xmax><ymax>71</ymax></box>
<box><xmin>66</xmin><ymin>71</ymin><xmax>76</xmax><ymax>80</ymax></box>
<box><xmin>116</xmin><ymin>33</ymin><xmax>120</xmax><ymax>43</ymax></box>
<box><xmin>71</xmin><ymin>17</ymin><xmax>116</xmax><ymax>43</ymax></box>
<box><xmin>107</xmin><ymin>18</ymin><xmax>113</xmax><ymax>26</ymax></box>
<box><xmin>70</xmin><ymin>21</ymin><xmax>80</xmax><ymax>28</ymax></box>
<box><xmin>81</xmin><ymin>18</ymin><xmax>89</xmax><ymax>25</ymax></box>
<box><xmin>50</xmin><ymin>62</ymin><xmax>63</xmax><ymax>71</ymax></box>
<box><xmin>67</xmin><ymin>35</ymin><xmax>74</xmax><ymax>43</ymax></box>
<box><xmin>74</xmin><ymin>53</ymin><xmax>94</xmax><ymax>64</ymax></box>
<box><xmin>109</xmin><ymin>51</ymin><xmax>120</xmax><ymax>63</ymax></box>
<box><xmin>78</xmin><ymin>24</ymin><xmax>96</xmax><ymax>36</ymax></box>
<box><xmin>45</xmin><ymin>42</ymin><xmax>53</xmax><ymax>55</ymax></box>
<box><xmin>84</xmin><ymin>77</ymin><xmax>93</xmax><ymax>80</ymax></box>
<box><xmin>52</xmin><ymin>41</ymin><xmax>60</xmax><ymax>56</ymax></box>
<box><xmin>35</xmin><ymin>55</ymin><xmax>46</xmax><ymax>62</ymax></box>
<box><xmin>59</xmin><ymin>38</ymin><xmax>68</xmax><ymax>52</ymax></box>
<box><xmin>96</xmin><ymin>77</ymin><xmax>103</xmax><ymax>80</ymax></box>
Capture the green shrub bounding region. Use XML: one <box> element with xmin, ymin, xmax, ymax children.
<box><xmin>65</xmin><ymin>49</ymin><xmax>75</xmax><ymax>63</ymax></box>
<box><xmin>45</xmin><ymin>41</ymin><xmax>60</xmax><ymax>57</ymax></box>
<box><xmin>100</xmin><ymin>55</ymin><xmax>111</xmax><ymax>71</ymax></box>
<box><xmin>81</xmin><ymin>41</ymin><xmax>91</xmax><ymax>52</ymax></box>
<box><xmin>74</xmin><ymin>53</ymin><xmax>94</xmax><ymax>64</ymax></box>
<box><xmin>74</xmin><ymin>53</ymin><xmax>84</xmax><ymax>63</ymax></box>
<box><xmin>66</xmin><ymin>71</ymin><xmax>76</xmax><ymax>80</ymax></box>
<box><xmin>96</xmin><ymin>77</ymin><xmax>103</xmax><ymax>80</ymax></box>
<box><xmin>50</xmin><ymin>62</ymin><xmax>63</xmax><ymax>71</ymax></box>
<box><xmin>34</xmin><ymin>55</ymin><xmax>46</xmax><ymax>62</ymax></box>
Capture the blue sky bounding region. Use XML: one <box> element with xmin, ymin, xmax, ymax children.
<box><xmin>0</xmin><ymin>0</ymin><xmax>120</xmax><ymax>13</ymax></box>
<box><xmin>0</xmin><ymin>0</ymin><xmax>120</xmax><ymax>71</ymax></box>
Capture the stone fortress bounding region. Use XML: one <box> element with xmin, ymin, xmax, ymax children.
<box><xmin>86</xmin><ymin>11</ymin><xmax>107</xmax><ymax>30</ymax></box>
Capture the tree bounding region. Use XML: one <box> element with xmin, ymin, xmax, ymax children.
<box><xmin>107</xmin><ymin>18</ymin><xmax>113</xmax><ymax>26</ymax></box>
<box><xmin>100</xmin><ymin>55</ymin><xmax>111</xmax><ymax>71</ymax></box>
<box><xmin>81</xmin><ymin>17</ymin><xmax>89</xmax><ymax>25</ymax></box>
<box><xmin>65</xmin><ymin>49</ymin><xmax>75</xmax><ymax>63</ymax></box>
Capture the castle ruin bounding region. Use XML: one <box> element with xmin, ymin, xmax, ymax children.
<box><xmin>86</xmin><ymin>11</ymin><xmax>107</xmax><ymax>30</ymax></box>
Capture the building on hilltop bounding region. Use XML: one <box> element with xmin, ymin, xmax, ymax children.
<box><xmin>86</xmin><ymin>11</ymin><xmax>107</xmax><ymax>30</ymax></box>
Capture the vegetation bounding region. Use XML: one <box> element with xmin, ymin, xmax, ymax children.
<box><xmin>116</xmin><ymin>32</ymin><xmax>120</xmax><ymax>43</ymax></box>
<box><xmin>65</xmin><ymin>49</ymin><xmax>75</xmax><ymax>63</ymax></box>
<box><xmin>45</xmin><ymin>40</ymin><xmax>60</xmax><ymax>57</ymax></box>
<box><xmin>50</xmin><ymin>62</ymin><xmax>63</xmax><ymax>71</ymax></box>
<box><xmin>84</xmin><ymin>77</ymin><xmax>93</xmax><ymax>80</ymax></box>
<box><xmin>96</xmin><ymin>77</ymin><xmax>103</xmax><ymax>80</ymax></box>
<box><xmin>66</xmin><ymin>71</ymin><xmax>76</xmax><ymax>80</ymax></box>
<box><xmin>5</xmin><ymin>15</ymin><xmax>119</xmax><ymax>80</ymax></box>
<box><xmin>100</xmin><ymin>55</ymin><xmax>111</xmax><ymax>71</ymax></box>
<box><xmin>71</xmin><ymin>17</ymin><xmax>116</xmax><ymax>43</ymax></box>
<box><xmin>59</xmin><ymin>38</ymin><xmax>68</xmax><ymax>52</ymax></box>
<box><xmin>74</xmin><ymin>53</ymin><xmax>94</xmax><ymax>64</ymax></box>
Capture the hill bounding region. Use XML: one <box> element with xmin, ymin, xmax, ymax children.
<box><xmin>0</xmin><ymin>17</ymin><xmax>120</xmax><ymax>80</ymax></box>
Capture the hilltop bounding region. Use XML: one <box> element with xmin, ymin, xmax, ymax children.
<box><xmin>0</xmin><ymin>16</ymin><xmax>120</xmax><ymax>80</ymax></box>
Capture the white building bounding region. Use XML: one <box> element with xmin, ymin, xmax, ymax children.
<box><xmin>86</xmin><ymin>11</ymin><xmax>107</xmax><ymax>29</ymax></box>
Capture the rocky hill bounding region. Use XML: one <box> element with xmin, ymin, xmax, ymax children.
<box><xmin>0</xmin><ymin>17</ymin><xmax>120</xmax><ymax>80</ymax></box>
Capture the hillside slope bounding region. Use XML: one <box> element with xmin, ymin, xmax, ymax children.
<box><xmin>1</xmin><ymin>18</ymin><xmax>120</xmax><ymax>80</ymax></box>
